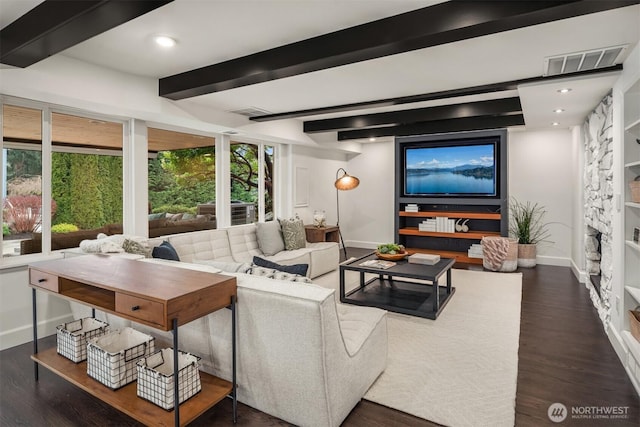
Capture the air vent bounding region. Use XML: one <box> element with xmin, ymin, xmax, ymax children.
<box><xmin>222</xmin><ymin>130</ymin><xmax>239</xmax><ymax>135</ymax></box>
<box><xmin>229</xmin><ymin>107</ymin><xmax>272</xmax><ymax>117</ymax></box>
<box><xmin>544</xmin><ymin>45</ymin><xmax>627</xmax><ymax>76</ymax></box>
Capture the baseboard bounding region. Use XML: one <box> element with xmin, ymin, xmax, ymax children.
<box><xmin>607</xmin><ymin>324</ymin><xmax>627</xmax><ymax>365</ymax></box>
<box><xmin>345</xmin><ymin>240</ymin><xmax>378</xmax><ymax>250</ymax></box>
<box><xmin>0</xmin><ymin>313</ymin><xmax>74</xmax><ymax>351</ymax></box>
<box><xmin>536</xmin><ymin>255</ymin><xmax>571</xmax><ymax>267</ymax></box>
<box><xmin>570</xmin><ymin>259</ymin><xmax>589</xmax><ymax>283</ymax></box>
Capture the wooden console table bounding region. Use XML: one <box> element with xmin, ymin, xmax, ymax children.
<box><xmin>29</xmin><ymin>254</ymin><xmax>238</xmax><ymax>426</ymax></box>
<box><xmin>304</xmin><ymin>225</ymin><xmax>340</xmax><ymax>243</ymax></box>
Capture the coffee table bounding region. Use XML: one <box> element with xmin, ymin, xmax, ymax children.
<box><xmin>340</xmin><ymin>253</ymin><xmax>455</xmax><ymax>319</ymax></box>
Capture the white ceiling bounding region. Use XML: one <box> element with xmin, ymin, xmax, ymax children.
<box><xmin>2</xmin><ymin>0</ymin><xmax>639</xmax><ymax>138</ymax></box>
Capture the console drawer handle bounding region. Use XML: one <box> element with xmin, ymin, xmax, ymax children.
<box><xmin>131</xmin><ymin>305</ymin><xmax>140</xmax><ymax>311</ymax></box>
<box><xmin>38</xmin><ymin>278</ymin><xmax>47</xmax><ymax>283</ymax></box>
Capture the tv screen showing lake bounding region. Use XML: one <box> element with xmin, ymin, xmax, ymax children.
<box><xmin>405</xmin><ymin>143</ymin><xmax>496</xmax><ymax>195</ymax></box>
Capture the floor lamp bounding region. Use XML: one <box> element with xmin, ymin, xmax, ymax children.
<box><xmin>335</xmin><ymin>168</ymin><xmax>360</xmax><ymax>259</ymax></box>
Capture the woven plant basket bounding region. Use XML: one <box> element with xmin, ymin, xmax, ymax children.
<box><xmin>629</xmin><ymin>308</ymin><xmax>640</xmax><ymax>343</ymax></box>
<box><xmin>630</xmin><ymin>181</ymin><xmax>640</xmax><ymax>203</ymax></box>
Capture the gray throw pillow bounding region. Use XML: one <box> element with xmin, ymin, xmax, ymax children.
<box><xmin>256</xmin><ymin>221</ymin><xmax>285</xmax><ymax>256</ymax></box>
<box><xmin>279</xmin><ymin>216</ymin><xmax>306</xmax><ymax>250</ymax></box>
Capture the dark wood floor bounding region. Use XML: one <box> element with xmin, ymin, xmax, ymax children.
<box><xmin>1</xmin><ymin>248</ymin><xmax>638</xmax><ymax>426</ymax></box>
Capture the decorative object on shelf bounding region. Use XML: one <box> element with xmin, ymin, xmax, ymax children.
<box><xmin>455</xmin><ymin>219</ymin><xmax>470</xmax><ymax>232</ymax></box>
<box><xmin>633</xmin><ymin>226</ymin><xmax>640</xmax><ymax>244</ymax></box>
<box><xmin>313</xmin><ymin>210</ymin><xmax>326</xmax><ymax>227</ymax></box>
<box><xmin>509</xmin><ymin>198</ymin><xmax>551</xmax><ymax>268</ymax></box>
<box><xmin>629</xmin><ymin>307</ymin><xmax>640</xmax><ymax>342</ymax></box>
<box><xmin>376</xmin><ymin>243</ymin><xmax>408</xmax><ymax>261</ymax></box>
<box><xmin>335</xmin><ymin>168</ymin><xmax>360</xmax><ymax>258</ymax></box>
<box><xmin>481</xmin><ymin>236</ymin><xmax>518</xmax><ymax>272</ymax></box>
<box><xmin>630</xmin><ymin>175</ymin><xmax>640</xmax><ymax>203</ymax></box>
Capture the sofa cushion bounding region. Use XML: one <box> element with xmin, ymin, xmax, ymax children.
<box><xmin>279</xmin><ymin>217</ymin><xmax>306</xmax><ymax>250</ymax></box>
<box><xmin>152</xmin><ymin>241</ymin><xmax>180</xmax><ymax>261</ymax></box>
<box><xmin>166</xmin><ymin>229</ymin><xmax>235</xmax><ymax>263</ymax></box>
<box><xmin>193</xmin><ymin>259</ymin><xmax>252</xmax><ymax>273</ymax></box>
<box><xmin>255</xmin><ymin>221</ymin><xmax>285</xmax><ymax>256</ymax></box>
<box><xmin>227</xmin><ymin>224</ymin><xmax>263</xmax><ymax>262</ymax></box>
<box><xmin>253</xmin><ymin>256</ymin><xmax>308</xmax><ymax>276</ymax></box>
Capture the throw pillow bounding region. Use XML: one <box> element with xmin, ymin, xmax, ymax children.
<box><xmin>122</xmin><ymin>239</ymin><xmax>150</xmax><ymax>257</ymax></box>
<box><xmin>279</xmin><ymin>216</ymin><xmax>306</xmax><ymax>250</ymax></box>
<box><xmin>152</xmin><ymin>241</ymin><xmax>180</xmax><ymax>261</ymax></box>
<box><xmin>255</xmin><ymin>221</ymin><xmax>285</xmax><ymax>256</ymax></box>
<box><xmin>253</xmin><ymin>256</ymin><xmax>308</xmax><ymax>276</ymax></box>
<box><xmin>192</xmin><ymin>259</ymin><xmax>252</xmax><ymax>273</ymax></box>
<box><xmin>148</xmin><ymin>212</ymin><xmax>166</xmax><ymax>220</ymax></box>
<box><xmin>249</xmin><ymin>266</ymin><xmax>312</xmax><ymax>283</ymax></box>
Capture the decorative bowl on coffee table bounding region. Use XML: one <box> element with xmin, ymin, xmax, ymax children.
<box><xmin>375</xmin><ymin>251</ymin><xmax>408</xmax><ymax>261</ymax></box>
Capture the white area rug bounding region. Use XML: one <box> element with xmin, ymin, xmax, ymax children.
<box><xmin>315</xmin><ymin>267</ymin><xmax>522</xmax><ymax>427</ymax></box>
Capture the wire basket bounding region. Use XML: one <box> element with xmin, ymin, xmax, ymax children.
<box><xmin>87</xmin><ymin>327</ymin><xmax>155</xmax><ymax>389</ymax></box>
<box><xmin>56</xmin><ymin>317</ymin><xmax>109</xmax><ymax>363</ymax></box>
<box><xmin>136</xmin><ymin>348</ymin><xmax>202</xmax><ymax>410</ymax></box>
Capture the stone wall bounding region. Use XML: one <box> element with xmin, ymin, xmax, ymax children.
<box><xmin>583</xmin><ymin>93</ymin><xmax>613</xmax><ymax>326</ymax></box>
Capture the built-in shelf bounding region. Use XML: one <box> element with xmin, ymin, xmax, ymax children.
<box><xmin>399</xmin><ymin>211</ymin><xmax>501</xmax><ymax>219</ymax></box>
<box><xmin>626</xmin><ymin>240</ymin><xmax>640</xmax><ymax>252</ymax></box>
<box><xmin>622</xmin><ymin>331</ymin><xmax>640</xmax><ymax>365</ymax></box>
<box><xmin>625</xmin><ymin>118</ymin><xmax>640</xmax><ymax>138</ymax></box>
<box><xmin>625</xmin><ymin>286</ymin><xmax>640</xmax><ymax>305</ymax></box>
<box><xmin>626</xmin><ymin>202</ymin><xmax>640</xmax><ymax>209</ymax></box>
<box><xmin>399</xmin><ymin>227</ymin><xmax>500</xmax><ymax>240</ymax></box>
<box><xmin>406</xmin><ymin>247</ymin><xmax>481</xmax><ymax>265</ymax></box>
<box><xmin>625</xmin><ymin>160</ymin><xmax>640</xmax><ymax>168</ymax></box>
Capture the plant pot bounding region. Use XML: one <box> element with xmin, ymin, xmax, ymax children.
<box><xmin>517</xmin><ymin>243</ymin><xmax>537</xmax><ymax>268</ymax></box>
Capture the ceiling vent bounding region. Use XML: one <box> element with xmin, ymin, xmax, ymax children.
<box><xmin>229</xmin><ymin>107</ymin><xmax>272</xmax><ymax>117</ymax></box>
<box><xmin>544</xmin><ymin>45</ymin><xmax>627</xmax><ymax>76</ymax></box>
<box><xmin>222</xmin><ymin>130</ymin><xmax>239</xmax><ymax>135</ymax></box>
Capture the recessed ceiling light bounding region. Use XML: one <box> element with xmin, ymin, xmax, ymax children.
<box><xmin>153</xmin><ymin>35</ymin><xmax>177</xmax><ymax>48</ymax></box>
<box><xmin>553</xmin><ymin>109</ymin><xmax>565</xmax><ymax>113</ymax></box>
<box><xmin>369</xmin><ymin>137</ymin><xmax>376</xmax><ymax>142</ymax></box>
<box><xmin>552</xmin><ymin>122</ymin><xmax>560</xmax><ymax>126</ymax></box>
<box><xmin>558</xmin><ymin>88</ymin><xmax>572</xmax><ymax>94</ymax></box>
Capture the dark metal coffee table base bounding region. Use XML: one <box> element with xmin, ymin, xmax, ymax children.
<box><xmin>340</xmin><ymin>253</ymin><xmax>456</xmax><ymax>319</ymax></box>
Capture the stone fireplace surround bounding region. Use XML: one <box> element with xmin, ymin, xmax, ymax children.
<box><xmin>583</xmin><ymin>93</ymin><xmax>613</xmax><ymax>325</ymax></box>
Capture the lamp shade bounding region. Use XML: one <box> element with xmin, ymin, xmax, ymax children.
<box><xmin>335</xmin><ymin>168</ymin><xmax>360</xmax><ymax>191</ymax></box>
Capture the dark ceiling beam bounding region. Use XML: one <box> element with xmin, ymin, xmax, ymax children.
<box><xmin>253</xmin><ymin>65</ymin><xmax>622</xmax><ymax>122</ymax></box>
<box><xmin>337</xmin><ymin>115</ymin><xmax>526</xmax><ymax>141</ymax></box>
<box><xmin>0</xmin><ymin>0</ymin><xmax>173</xmax><ymax>68</ymax></box>
<box><xmin>303</xmin><ymin>97</ymin><xmax>522</xmax><ymax>133</ymax></box>
<box><xmin>159</xmin><ymin>0</ymin><xmax>636</xmax><ymax>100</ymax></box>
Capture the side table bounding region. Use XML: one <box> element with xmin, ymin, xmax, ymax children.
<box><xmin>304</xmin><ymin>225</ymin><xmax>340</xmax><ymax>243</ymax></box>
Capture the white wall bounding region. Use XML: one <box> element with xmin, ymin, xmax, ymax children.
<box><xmin>571</xmin><ymin>125</ymin><xmax>586</xmax><ymax>281</ymax></box>
<box><xmin>0</xmin><ymin>265</ymin><xmax>73</xmax><ymax>350</ymax></box>
<box><xmin>343</xmin><ymin>141</ymin><xmax>396</xmax><ymax>248</ymax></box>
<box><xmin>339</xmin><ymin>130</ymin><xmax>577</xmax><ymax>264</ymax></box>
<box><xmin>508</xmin><ymin>128</ymin><xmax>574</xmax><ymax>266</ymax></box>
<box><xmin>291</xmin><ymin>146</ymin><xmax>348</xmax><ymax>225</ymax></box>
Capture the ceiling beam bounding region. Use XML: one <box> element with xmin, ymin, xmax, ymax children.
<box><xmin>159</xmin><ymin>0</ymin><xmax>636</xmax><ymax>100</ymax></box>
<box><xmin>253</xmin><ymin>65</ymin><xmax>622</xmax><ymax>122</ymax></box>
<box><xmin>303</xmin><ymin>97</ymin><xmax>522</xmax><ymax>133</ymax></box>
<box><xmin>337</xmin><ymin>115</ymin><xmax>525</xmax><ymax>141</ymax></box>
<box><xmin>0</xmin><ymin>0</ymin><xmax>173</xmax><ymax>68</ymax></box>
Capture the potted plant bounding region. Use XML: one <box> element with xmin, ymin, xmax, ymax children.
<box><xmin>509</xmin><ymin>198</ymin><xmax>551</xmax><ymax>267</ymax></box>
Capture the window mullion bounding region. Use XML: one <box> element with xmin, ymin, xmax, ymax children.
<box><xmin>41</xmin><ymin>107</ymin><xmax>52</xmax><ymax>254</ymax></box>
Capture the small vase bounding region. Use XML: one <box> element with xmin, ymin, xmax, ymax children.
<box><xmin>517</xmin><ymin>243</ymin><xmax>537</xmax><ymax>268</ymax></box>
<box><xmin>313</xmin><ymin>210</ymin><xmax>326</xmax><ymax>228</ymax></box>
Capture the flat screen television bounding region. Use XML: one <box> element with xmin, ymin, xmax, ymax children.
<box><xmin>403</xmin><ymin>140</ymin><xmax>498</xmax><ymax>198</ymax></box>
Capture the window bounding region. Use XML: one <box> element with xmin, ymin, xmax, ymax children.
<box><xmin>229</xmin><ymin>142</ymin><xmax>275</xmax><ymax>224</ymax></box>
<box><xmin>2</xmin><ymin>104</ymin><xmax>44</xmax><ymax>257</ymax></box>
<box><xmin>50</xmin><ymin>113</ymin><xmax>124</xmax><ymax>250</ymax></box>
<box><xmin>147</xmin><ymin>128</ymin><xmax>216</xmax><ymax>237</ymax></box>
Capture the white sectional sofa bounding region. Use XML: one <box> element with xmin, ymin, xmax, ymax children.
<box><xmin>157</xmin><ymin>224</ymin><xmax>339</xmax><ymax>279</ymax></box>
<box><xmin>70</xmin><ymin>224</ymin><xmax>388</xmax><ymax>426</ymax></box>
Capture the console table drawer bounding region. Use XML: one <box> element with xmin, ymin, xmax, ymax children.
<box><xmin>30</xmin><ymin>270</ymin><xmax>59</xmax><ymax>293</ymax></box>
<box><xmin>116</xmin><ymin>294</ymin><xmax>164</xmax><ymax>325</ymax></box>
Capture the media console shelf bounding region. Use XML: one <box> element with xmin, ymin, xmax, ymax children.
<box><xmin>29</xmin><ymin>255</ymin><xmax>238</xmax><ymax>427</ymax></box>
<box><xmin>398</xmin><ymin>209</ymin><xmax>505</xmax><ymax>264</ymax></box>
